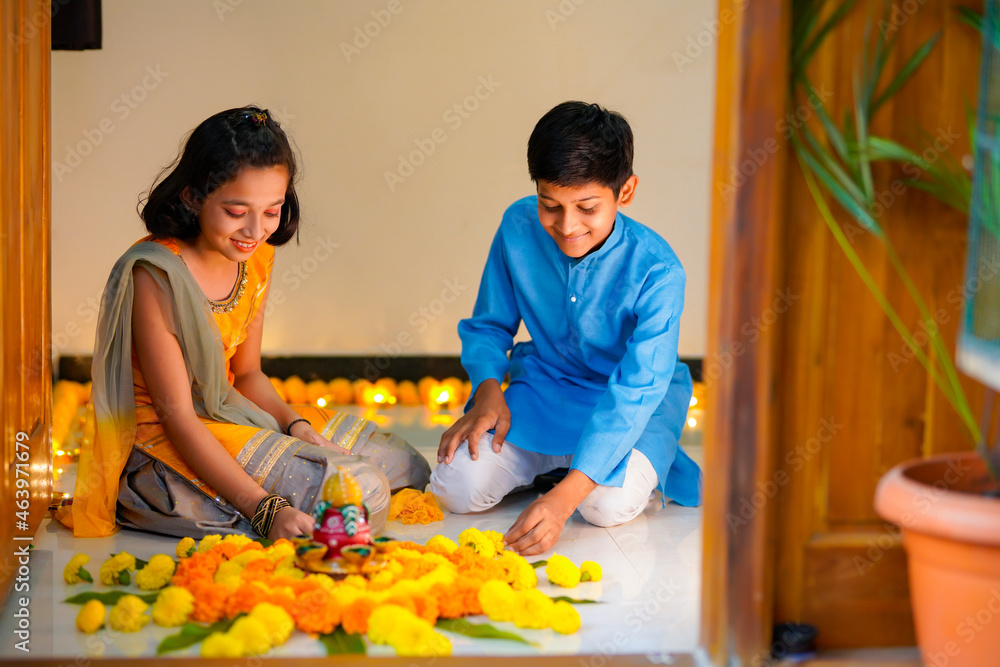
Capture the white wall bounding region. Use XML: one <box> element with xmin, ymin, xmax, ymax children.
<box><xmin>51</xmin><ymin>0</ymin><xmax>716</xmax><ymax>362</ymax></box>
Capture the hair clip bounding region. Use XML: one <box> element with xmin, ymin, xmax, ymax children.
<box><xmin>249</xmin><ymin>110</ymin><xmax>268</xmax><ymax>126</ymax></box>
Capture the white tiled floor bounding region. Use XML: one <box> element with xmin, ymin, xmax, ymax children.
<box><xmin>1</xmin><ymin>405</ymin><xmax>703</xmax><ymax>659</ymax></box>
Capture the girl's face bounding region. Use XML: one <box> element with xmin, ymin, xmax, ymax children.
<box><xmin>190</xmin><ymin>165</ymin><xmax>289</xmax><ymax>262</ymax></box>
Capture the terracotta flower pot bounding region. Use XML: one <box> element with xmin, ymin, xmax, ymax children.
<box><xmin>874</xmin><ymin>452</ymin><xmax>1000</xmax><ymax>667</ymax></box>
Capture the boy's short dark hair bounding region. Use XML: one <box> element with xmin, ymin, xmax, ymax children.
<box><xmin>527</xmin><ymin>101</ymin><xmax>634</xmax><ymax>197</ymax></box>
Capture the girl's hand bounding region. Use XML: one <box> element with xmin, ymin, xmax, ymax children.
<box><xmin>268</xmin><ymin>506</ymin><xmax>316</xmax><ymax>540</ymax></box>
<box><xmin>437</xmin><ymin>379</ymin><xmax>510</xmax><ymax>465</ymax></box>
<box><xmin>289</xmin><ymin>420</ymin><xmax>350</xmax><ymax>454</ymax></box>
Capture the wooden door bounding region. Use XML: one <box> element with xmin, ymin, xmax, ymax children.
<box><xmin>0</xmin><ymin>0</ymin><xmax>52</xmax><ymax>604</ymax></box>
<box><xmin>772</xmin><ymin>0</ymin><xmax>985</xmax><ymax>648</ymax></box>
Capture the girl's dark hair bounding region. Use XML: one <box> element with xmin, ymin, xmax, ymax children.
<box><xmin>139</xmin><ymin>105</ymin><xmax>300</xmax><ymax>246</ymax></box>
<box><xmin>527</xmin><ymin>101</ymin><xmax>634</xmax><ymax>197</ymax></box>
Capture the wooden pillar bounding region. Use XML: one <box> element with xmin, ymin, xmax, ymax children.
<box><xmin>701</xmin><ymin>0</ymin><xmax>790</xmax><ymax>663</ymax></box>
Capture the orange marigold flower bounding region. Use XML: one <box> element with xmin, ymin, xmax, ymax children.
<box><xmin>341</xmin><ymin>597</ymin><xmax>379</xmax><ymax>635</ymax></box>
<box><xmin>382</xmin><ymin>595</ymin><xmax>417</xmax><ymax>615</ymax></box>
<box><xmin>209</xmin><ymin>542</ymin><xmax>240</xmax><ymax>561</ymax></box>
<box><xmin>431</xmin><ymin>579</ymin><xmax>483</xmax><ymax>619</ymax></box>
<box><xmin>410</xmin><ymin>592</ymin><xmax>440</xmax><ymax>624</ymax></box>
<box><xmin>237</xmin><ymin>541</ymin><xmax>264</xmax><ymax>554</ymax></box>
<box><xmin>240</xmin><ymin>558</ymin><xmax>277</xmax><ymax>582</ymax></box>
<box><xmin>224</xmin><ymin>581</ymin><xmax>269</xmax><ymax>619</ymax></box>
<box><xmin>290</xmin><ymin>586</ymin><xmax>340</xmax><ymax>635</ymax></box>
<box><xmin>188</xmin><ymin>579</ymin><xmax>230</xmax><ymax>623</ymax></box>
<box><xmin>171</xmin><ymin>552</ymin><xmax>220</xmax><ymax>588</ymax></box>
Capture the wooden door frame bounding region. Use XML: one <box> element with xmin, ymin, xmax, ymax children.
<box><xmin>5</xmin><ymin>0</ymin><xmax>790</xmax><ymax>665</ymax></box>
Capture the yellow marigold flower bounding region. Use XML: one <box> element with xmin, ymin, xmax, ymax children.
<box><xmin>273</xmin><ymin>564</ymin><xmax>305</xmax><ymax>581</ymax></box>
<box><xmin>176</xmin><ymin>537</ymin><xmax>196</xmax><ymax>559</ymax></box>
<box><xmin>342</xmin><ymin>574</ymin><xmax>368</xmax><ymax>589</ymax></box>
<box><xmin>151</xmin><ymin>586</ymin><xmax>194</xmax><ymax>627</ymax></box>
<box><xmin>228</xmin><ymin>615</ymin><xmax>271</xmax><ymax>656</ymax></box>
<box><xmin>107</xmin><ymin>594</ymin><xmax>150</xmax><ymax>632</ymax></box>
<box><xmin>75</xmin><ymin>599</ymin><xmax>105</xmax><ymax>633</ymax></box>
<box><xmin>249</xmin><ymin>602</ymin><xmax>295</xmax><ymax>647</ymax></box>
<box><xmin>197</xmin><ymin>535</ymin><xmax>222</xmax><ymax>553</ymax></box>
<box><xmin>214</xmin><ymin>559</ymin><xmax>245</xmax><ymax>584</ymax></box>
<box><xmin>99</xmin><ymin>552</ymin><xmax>136</xmax><ymax>586</ymax></box>
<box><xmin>483</xmin><ymin>529</ymin><xmax>505</xmax><ymax>553</ymax></box>
<box><xmin>233</xmin><ymin>549</ymin><xmax>269</xmax><ymax>566</ymax></box>
<box><xmin>265</xmin><ymin>541</ymin><xmax>296</xmax><ymax>561</ymax></box>
<box><xmin>550</xmin><ymin>600</ymin><xmax>581</xmax><ymax>634</ymax></box>
<box><xmin>135</xmin><ymin>554</ymin><xmax>176</xmax><ymax>591</ymax></box>
<box><xmin>63</xmin><ymin>554</ymin><xmax>92</xmax><ymax>584</ymax></box>
<box><xmin>201</xmin><ymin>631</ymin><xmax>244</xmax><ymax>658</ymax></box>
<box><xmin>221</xmin><ymin>534</ymin><xmax>253</xmax><ymax>548</ymax></box>
<box><xmin>477</xmin><ymin>579</ymin><xmax>518</xmax><ymax>622</ymax></box>
<box><xmin>457</xmin><ymin>527</ymin><xmax>496</xmax><ymax>558</ymax></box>
<box><xmin>306</xmin><ymin>573</ymin><xmax>336</xmax><ymax>592</ymax></box>
<box><xmin>513</xmin><ymin>589</ymin><xmax>554</xmax><ymax>629</ymax></box>
<box><xmin>367</xmin><ymin>604</ymin><xmax>451</xmax><ymax>657</ymax></box>
<box><xmin>580</xmin><ymin>560</ymin><xmax>603</xmax><ymax>582</ymax></box>
<box><xmin>424</xmin><ymin>535</ymin><xmax>458</xmax><ymax>554</ymax></box>
<box><xmin>496</xmin><ymin>551</ymin><xmax>537</xmax><ymax>591</ymax></box>
<box><xmin>545</xmin><ymin>554</ymin><xmax>581</xmax><ymax>588</ymax></box>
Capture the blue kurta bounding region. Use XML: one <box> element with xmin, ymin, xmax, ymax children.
<box><xmin>459</xmin><ymin>196</ymin><xmax>702</xmax><ymax>506</ymax></box>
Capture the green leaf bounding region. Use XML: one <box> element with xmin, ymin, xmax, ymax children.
<box><xmin>157</xmin><ymin>617</ymin><xmax>239</xmax><ymax>655</ymax></box>
<box><xmin>77</xmin><ymin>567</ymin><xmax>93</xmax><ymax>584</ymax></box>
<box><xmin>254</xmin><ymin>538</ymin><xmax>274</xmax><ymax>548</ymax></box>
<box><xmin>795</xmin><ymin>0</ymin><xmax>859</xmax><ymax>74</ymax></box>
<box><xmin>64</xmin><ymin>591</ymin><xmax>159</xmax><ymax>605</ymax></box>
<box><xmin>956</xmin><ymin>6</ymin><xmax>983</xmax><ymax>33</ymax></box>
<box><xmin>112</xmin><ymin>553</ymin><xmax>148</xmax><ymax>570</ymax></box>
<box><xmin>871</xmin><ymin>31</ymin><xmax>941</xmax><ymax>114</ymax></box>
<box><xmin>319</xmin><ymin>628</ymin><xmax>367</xmax><ymax>655</ymax></box>
<box><xmin>549</xmin><ymin>596</ymin><xmax>600</xmax><ymax>604</ymax></box>
<box><xmin>801</xmin><ymin>123</ymin><xmax>867</xmax><ymax>204</ymax></box>
<box><xmin>117</xmin><ymin>570</ymin><xmax>130</xmax><ymax>585</ymax></box>
<box><xmin>435</xmin><ymin>618</ymin><xmax>536</xmax><ymax>645</ymax></box>
<box><xmin>530</xmin><ymin>560</ymin><xmax>547</xmax><ymax>569</ymax></box>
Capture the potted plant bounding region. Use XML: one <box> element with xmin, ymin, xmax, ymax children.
<box><xmin>790</xmin><ymin>1</ymin><xmax>1000</xmax><ymax>664</ymax></box>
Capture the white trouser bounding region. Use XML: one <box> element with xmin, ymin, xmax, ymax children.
<box><xmin>428</xmin><ymin>432</ymin><xmax>659</xmax><ymax>528</ymax></box>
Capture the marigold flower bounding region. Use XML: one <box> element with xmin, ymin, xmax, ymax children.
<box><xmin>580</xmin><ymin>560</ymin><xmax>603</xmax><ymax>582</ymax></box>
<box><xmin>221</xmin><ymin>534</ymin><xmax>253</xmax><ymax>549</ymax></box>
<box><xmin>228</xmin><ymin>615</ymin><xmax>271</xmax><ymax>656</ymax></box>
<box><xmin>150</xmin><ymin>586</ymin><xmax>195</xmax><ymax>627</ymax></box>
<box><xmin>75</xmin><ymin>599</ymin><xmax>105</xmax><ymax>634</ymax></box>
<box><xmin>550</xmin><ymin>600</ymin><xmax>581</xmax><ymax>634</ymax></box>
<box><xmin>341</xmin><ymin>596</ymin><xmax>379</xmax><ymax>635</ymax></box>
<box><xmin>367</xmin><ymin>604</ymin><xmax>451</xmax><ymax>657</ymax></box>
<box><xmin>424</xmin><ymin>535</ymin><xmax>458</xmax><ymax>554</ymax></box>
<box><xmin>291</xmin><ymin>586</ymin><xmax>341</xmax><ymax>635</ymax></box>
<box><xmin>249</xmin><ymin>602</ymin><xmax>295</xmax><ymax>647</ymax></box>
<box><xmin>224</xmin><ymin>581</ymin><xmax>270</xmax><ymax>618</ymax></box>
<box><xmin>478</xmin><ymin>579</ymin><xmax>518</xmax><ymax>622</ymax></box>
<box><xmin>188</xmin><ymin>579</ymin><xmax>230</xmax><ymax>623</ymax></box>
<box><xmin>136</xmin><ymin>554</ymin><xmax>176</xmax><ymax>591</ymax></box>
<box><xmin>495</xmin><ymin>551</ymin><xmax>537</xmax><ymax>591</ymax></box>
<box><xmin>200</xmin><ymin>632</ymin><xmax>244</xmax><ymax>658</ymax></box>
<box><xmin>457</xmin><ymin>527</ymin><xmax>497</xmax><ymax>558</ymax></box>
<box><xmin>545</xmin><ymin>554</ymin><xmax>581</xmax><ymax>588</ymax></box>
<box><xmin>342</xmin><ymin>574</ymin><xmax>367</xmax><ymax>589</ymax></box>
<box><xmin>432</xmin><ymin>578</ymin><xmax>483</xmax><ymax>618</ymax></box>
<box><xmin>388</xmin><ymin>490</ymin><xmax>445</xmax><ymax>525</ymax></box>
<box><xmin>176</xmin><ymin>537</ymin><xmax>196</xmax><ymax>559</ymax></box>
<box><xmin>63</xmin><ymin>553</ymin><xmax>92</xmax><ymax>584</ymax></box>
<box><xmin>108</xmin><ymin>594</ymin><xmax>150</xmax><ymax>632</ymax></box>
<box><xmin>197</xmin><ymin>535</ymin><xmax>222</xmax><ymax>553</ymax></box>
<box><xmin>99</xmin><ymin>552</ymin><xmax>136</xmax><ymax>586</ymax></box>
<box><xmin>513</xmin><ymin>589</ymin><xmax>554</xmax><ymax>629</ymax></box>
<box><xmin>483</xmin><ymin>529</ymin><xmax>505</xmax><ymax>553</ymax></box>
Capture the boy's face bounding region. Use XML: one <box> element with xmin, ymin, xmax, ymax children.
<box><xmin>536</xmin><ymin>176</ymin><xmax>637</xmax><ymax>258</ymax></box>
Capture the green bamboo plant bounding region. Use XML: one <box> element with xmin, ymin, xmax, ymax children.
<box><xmin>789</xmin><ymin>0</ymin><xmax>999</xmax><ymax>479</ymax></box>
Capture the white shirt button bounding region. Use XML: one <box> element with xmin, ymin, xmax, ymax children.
<box><xmin>570</xmin><ymin>296</ymin><xmax>577</xmax><ymax>302</ymax></box>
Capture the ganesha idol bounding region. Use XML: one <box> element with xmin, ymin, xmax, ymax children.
<box><xmin>294</xmin><ymin>467</ymin><xmax>395</xmax><ymax>574</ymax></box>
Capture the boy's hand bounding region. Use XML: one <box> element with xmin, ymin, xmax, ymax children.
<box><xmin>268</xmin><ymin>506</ymin><xmax>317</xmax><ymax>540</ymax></box>
<box><xmin>504</xmin><ymin>493</ymin><xmax>574</xmax><ymax>556</ymax></box>
<box><xmin>504</xmin><ymin>470</ymin><xmax>598</xmax><ymax>556</ymax></box>
<box><xmin>437</xmin><ymin>379</ymin><xmax>510</xmax><ymax>464</ymax></box>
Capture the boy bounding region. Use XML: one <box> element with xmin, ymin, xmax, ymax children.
<box><xmin>429</xmin><ymin>101</ymin><xmax>702</xmax><ymax>555</ymax></box>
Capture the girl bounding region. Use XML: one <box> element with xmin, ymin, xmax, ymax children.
<box><xmin>60</xmin><ymin>106</ymin><xmax>431</xmax><ymax>540</ymax></box>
